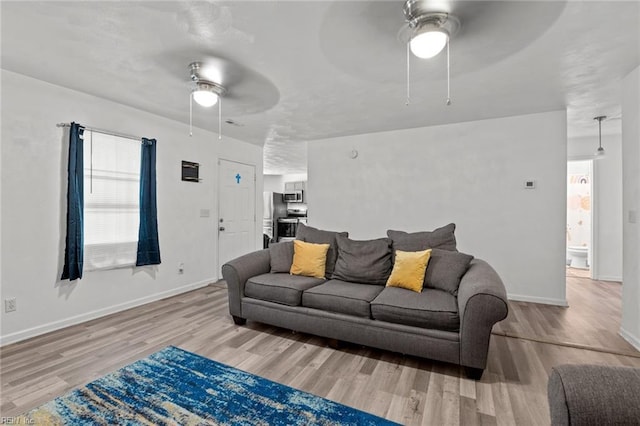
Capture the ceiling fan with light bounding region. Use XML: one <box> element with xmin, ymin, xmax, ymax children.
<box><xmin>189</xmin><ymin>61</ymin><xmax>227</xmax><ymax>139</ymax></box>
<box><xmin>173</xmin><ymin>55</ymin><xmax>279</xmax><ymax>139</ymax></box>
<box><xmin>398</xmin><ymin>0</ymin><xmax>461</xmax><ymax>106</ymax></box>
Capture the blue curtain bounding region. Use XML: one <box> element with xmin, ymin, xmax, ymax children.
<box><xmin>136</xmin><ymin>138</ymin><xmax>161</xmax><ymax>266</ymax></box>
<box><xmin>61</xmin><ymin>123</ymin><xmax>85</xmax><ymax>280</ymax></box>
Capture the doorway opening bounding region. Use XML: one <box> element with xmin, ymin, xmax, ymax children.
<box><xmin>566</xmin><ymin>160</ymin><xmax>593</xmax><ymax>276</ymax></box>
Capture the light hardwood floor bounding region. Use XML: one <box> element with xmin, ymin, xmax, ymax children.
<box><xmin>1</xmin><ymin>272</ymin><xmax>639</xmax><ymax>425</ymax></box>
<box><xmin>494</xmin><ymin>268</ymin><xmax>639</xmax><ymax>358</ymax></box>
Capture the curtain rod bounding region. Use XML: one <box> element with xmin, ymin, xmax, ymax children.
<box><xmin>56</xmin><ymin>123</ymin><xmax>146</xmax><ymax>142</ymax></box>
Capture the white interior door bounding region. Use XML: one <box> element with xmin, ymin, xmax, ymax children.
<box><xmin>218</xmin><ymin>159</ymin><xmax>256</xmax><ymax>275</ymax></box>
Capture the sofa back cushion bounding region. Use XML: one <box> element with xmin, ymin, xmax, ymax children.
<box><xmin>269</xmin><ymin>241</ymin><xmax>294</xmax><ymax>273</ymax></box>
<box><xmin>296</xmin><ymin>223</ymin><xmax>348</xmax><ymax>278</ymax></box>
<box><xmin>425</xmin><ymin>249</ymin><xmax>474</xmax><ymax>295</ymax></box>
<box><xmin>387</xmin><ymin>223</ymin><xmax>458</xmax><ymax>254</ymax></box>
<box><xmin>332</xmin><ymin>235</ymin><xmax>392</xmax><ymax>285</ymax></box>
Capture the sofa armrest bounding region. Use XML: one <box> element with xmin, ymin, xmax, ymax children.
<box><xmin>457</xmin><ymin>259</ymin><xmax>508</xmax><ymax>370</ymax></box>
<box><xmin>548</xmin><ymin>364</ymin><xmax>640</xmax><ymax>426</ymax></box>
<box><xmin>221</xmin><ymin>249</ymin><xmax>271</xmax><ymax>318</ymax></box>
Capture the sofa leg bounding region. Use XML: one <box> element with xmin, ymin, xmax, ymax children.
<box><xmin>327</xmin><ymin>338</ymin><xmax>344</xmax><ymax>350</ymax></box>
<box><xmin>464</xmin><ymin>367</ymin><xmax>484</xmax><ymax>380</ymax></box>
<box><xmin>232</xmin><ymin>315</ymin><xmax>246</xmax><ymax>325</ymax></box>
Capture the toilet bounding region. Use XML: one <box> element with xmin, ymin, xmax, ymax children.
<box><xmin>567</xmin><ymin>246</ymin><xmax>589</xmax><ymax>269</ymax></box>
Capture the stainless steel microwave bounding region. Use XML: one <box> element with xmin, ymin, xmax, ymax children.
<box><xmin>283</xmin><ymin>191</ymin><xmax>303</xmax><ymax>203</ymax></box>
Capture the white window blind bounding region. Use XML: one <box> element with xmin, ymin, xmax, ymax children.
<box><xmin>83</xmin><ymin>131</ymin><xmax>141</xmax><ymax>271</ymax></box>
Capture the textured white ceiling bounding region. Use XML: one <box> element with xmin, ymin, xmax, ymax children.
<box><xmin>2</xmin><ymin>1</ymin><xmax>638</xmax><ymax>175</ymax></box>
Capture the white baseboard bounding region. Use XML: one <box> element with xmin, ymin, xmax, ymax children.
<box><xmin>0</xmin><ymin>279</ymin><xmax>215</xmax><ymax>347</ymax></box>
<box><xmin>619</xmin><ymin>327</ymin><xmax>640</xmax><ymax>352</ymax></box>
<box><xmin>507</xmin><ymin>293</ymin><xmax>569</xmax><ymax>307</ymax></box>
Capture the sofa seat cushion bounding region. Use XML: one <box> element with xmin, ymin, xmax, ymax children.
<box><xmin>370</xmin><ymin>287</ymin><xmax>460</xmax><ymax>332</ymax></box>
<box><xmin>302</xmin><ymin>280</ymin><xmax>384</xmax><ymax>318</ymax></box>
<box><xmin>245</xmin><ymin>273</ymin><xmax>325</xmax><ymax>306</ymax></box>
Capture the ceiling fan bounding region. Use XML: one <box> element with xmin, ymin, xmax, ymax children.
<box><xmin>188</xmin><ymin>61</ymin><xmax>227</xmax><ymax>138</ymax></box>
<box><xmin>318</xmin><ymin>1</ymin><xmax>566</xmax><ymax>101</ymax></box>
<box><xmin>164</xmin><ymin>54</ymin><xmax>279</xmax><ymax>138</ymax></box>
<box><xmin>398</xmin><ymin>0</ymin><xmax>462</xmax><ymax>106</ymax></box>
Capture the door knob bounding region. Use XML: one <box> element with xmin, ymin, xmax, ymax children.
<box><xmin>219</xmin><ymin>226</ymin><xmax>226</xmax><ymax>231</ymax></box>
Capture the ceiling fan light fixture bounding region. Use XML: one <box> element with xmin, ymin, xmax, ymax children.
<box><xmin>400</xmin><ymin>4</ymin><xmax>460</xmax><ymax>105</ymax></box>
<box><xmin>188</xmin><ymin>61</ymin><xmax>228</xmax><ymax>138</ymax></box>
<box><xmin>192</xmin><ymin>83</ymin><xmax>219</xmax><ymax>107</ymax></box>
<box><xmin>410</xmin><ymin>26</ymin><xmax>449</xmax><ymax>58</ymax></box>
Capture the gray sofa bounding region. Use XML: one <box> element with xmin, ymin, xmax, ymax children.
<box><xmin>548</xmin><ymin>364</ymin><xmax>640</xmax><ymax>425</ymax></box>
<box><xmin>222</xmin><ymin>224</ymin><xmax>508</xmax><ymax>379</ymax></box>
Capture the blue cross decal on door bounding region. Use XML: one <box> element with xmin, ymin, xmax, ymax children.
<box><xmin>235</xmin><ymin>173</ymin><xmax>241</xmax><ymax>184</ymax></box>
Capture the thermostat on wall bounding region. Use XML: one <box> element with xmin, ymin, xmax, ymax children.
<box><xmin>524</xmin><ymin>180</ymin><xmax>536</xmax><ymax>189</ymax></box>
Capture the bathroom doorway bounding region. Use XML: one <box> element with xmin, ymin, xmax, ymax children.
<box><xmin>566</xmin><ymin>160</ymin><xmax>593</xmax><ymax>274</ymax></box>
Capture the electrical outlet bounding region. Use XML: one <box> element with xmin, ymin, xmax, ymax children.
<box><xmin>5</xmin><ymin>298</ymin><xmax>17</xmax><ymax>313</ymax></box>
<box><xmin>178</xmin><ymin>263</ymin><xmax>184</xmax><ymax>274</ymax></box>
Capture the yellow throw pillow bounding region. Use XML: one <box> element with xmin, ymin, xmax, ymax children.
<box><xmin>290</xmin><ymin>240</ymin><xmax>330</xmax><ymax>279</ymax></box>
<box><xmin>386</xmin><ymin>249</ymin><xmax>433</xmax><ymax>292</ymax></box>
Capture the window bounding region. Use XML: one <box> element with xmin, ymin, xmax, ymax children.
<box><xmin>83</xmin><ymin>131</ymin><xmax>141</xmax><ymax>271</ymax></box>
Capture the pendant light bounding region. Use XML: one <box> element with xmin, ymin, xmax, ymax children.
<box><xmin>594</xmin><ymin>116</ymin><xmax>606</xmax><ymax>158</ymax></box>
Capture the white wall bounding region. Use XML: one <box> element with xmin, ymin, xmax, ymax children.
<box><xmin>621</xmin><ymin>65</ymin><xmax>640</xmax><ymax>350</ymax></box>
<box><xmin>263</xmin><ymin>173</ymin><xmax>309</xmax><ymax>194</ymax></box>
<box><xmin>264</xmin><ymin>175</ymin><xmax>286</xmax><ymax>193</ymax></box>
<box><xmin>308</xmin><ymin>111</ymin><xmax>568</xmax><ymax>305</ymax></box>
<box><xmin>0</xmin><ymin>71</ymin><xmax>263</xmax><ymax>345</ymax></box>
<box><xmin>568</xmin><ymin>134</ymin><xmax>623</xmax><ymax>281</ymax></box>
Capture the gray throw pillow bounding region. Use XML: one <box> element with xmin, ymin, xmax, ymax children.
<box><xmin>424</xmin><ymin>249</ymin><xmax>474</xmax><ymax>295</ymax></box>
<box><xmin>295</xmin><ymin>223</ymin><xmax>348</xmax><ymax>278</ymax></box>
<box><xmin>332</xmin><ymin>235</ymin><xmax>392</xmax><ymax>285</ymax></box>
<box><xmin>387</xmin><ymin>223</ymin><xmax>457</xmax><ymax>253</ymax></box>
<box><xmin>269</xmin><ymin>241</ymin><xmax>294</xmax><ymax>273</ymax></box>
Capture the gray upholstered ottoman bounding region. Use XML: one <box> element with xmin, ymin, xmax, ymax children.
<box><xmin>548</xmin><ymin>364</ymin><xmax>640</xmax><ymax>425</ymax></box>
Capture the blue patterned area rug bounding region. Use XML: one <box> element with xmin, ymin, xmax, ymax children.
<box><xmin>21</xmin><ymin>346</ymin><xmax>398</xmax><ymax>425</ymax></box>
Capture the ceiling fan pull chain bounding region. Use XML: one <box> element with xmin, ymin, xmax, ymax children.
<box><xmin>406</xmin><ymin>42</ymin><xmax>411</xmax><ymax>106</ymax></box>
<box><xmin>218</xmin><ymin>97</ymin><xmax>222</xmax><ymax>140</ymax></box>
<box><xmin>446</xmin><ymin>40</ymin><xmax>451</xmax><ymax>106</ymax></box>
<box><xmin>189</xmin><ymin>93</ymin><xmax>193</xmax><ymax>137</ymax></box>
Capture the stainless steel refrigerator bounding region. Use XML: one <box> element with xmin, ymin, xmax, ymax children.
<box><xmin>263</xmin><ymin>192</ymin><xmax>287</xmax><ymax>247</ymax></box>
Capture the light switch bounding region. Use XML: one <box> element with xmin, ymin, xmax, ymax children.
<box><xmin>629</xmin><ymin>210</ymin><xmax>637</xmax><ymax>224</ymax></box>
<box><xmin>200</xmin><ymin>209</ymin><xmax>210</xmax><ymax>218</ymax></box>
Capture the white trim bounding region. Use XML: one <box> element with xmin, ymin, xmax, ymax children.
<box><xmin>508</xmin><ymin>293</ymin><xmax>569</xmax><ymax>307</ymax></box>
<box><xmin>567</xmin><ymin>154</ymin><xmax>597</xmax><ymax>161</ymax></box>
<box><xmin>594</xmin><ymin>275</ymin><xmax>623</xmax><ymax>282</ymax></box>
<box><xmin>619</xmin><ymin>327</ymin><xmax>640</xmax><ymax>351</ymax></box>
<box><xmin>588</xmin><ymin>159</ymin><xmax>597</xmax><ymax>280</ymax></box>
<box><xmin>0</xmin><ymin>279</ymin><xmax>215</xmax><ymax>347</ymax></box>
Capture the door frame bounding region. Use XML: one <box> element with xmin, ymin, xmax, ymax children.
<box><xmin>567</xmin><ymin>157</ymin><xmax>597</xmax><ymax>280</ymax></box>
<box><xmin>217</xmin><ymin>158</ymin><xmax>257</xmax><ymax>277</ymax></box>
